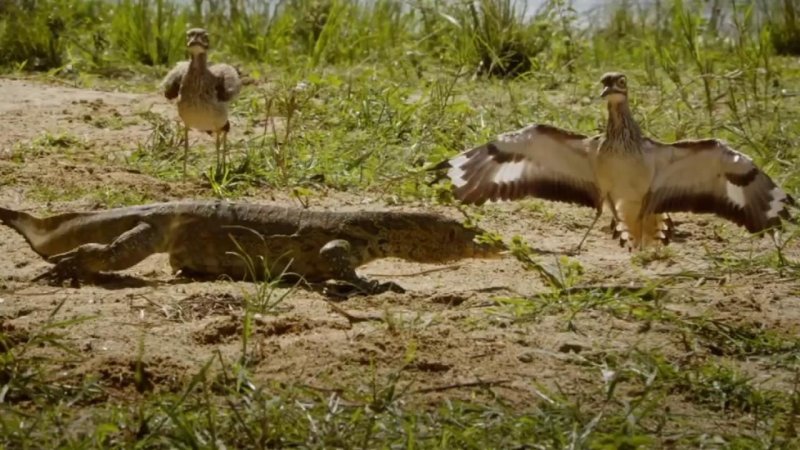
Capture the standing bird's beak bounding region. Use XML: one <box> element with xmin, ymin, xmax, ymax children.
<box><xmin>187</xmin><ymin>36</ymin><xmax>205</xmax><ymax>48</ymax></box>
<box><xmin>600</xmin><ymin>85</ymin><xmax>611</xmax><ymax>98</ymax></box>
<box><xmin>185</xmin><ymin>30</ymin><xmax>209</xmax><ymax>55</ymax></box>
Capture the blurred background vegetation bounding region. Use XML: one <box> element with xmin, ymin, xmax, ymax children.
<box><xmin>2</xmin><ymin>0</ymin><xmax>798</xmax><ymax>199</ymax></box>
<box><xmin>0</xmin><ymin>0</ymin><xmax>797</xmax><ymax>75</ymax></box>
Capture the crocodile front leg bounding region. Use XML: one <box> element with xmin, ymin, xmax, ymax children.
<box><xmin>319</xmin><ymin>239</ymin><xmax>405</xmax><ymax>297</ymax></box>
<box><xmin>36</xmin><ymin>222</ymin><xmax>162</xmax><ymax>283</ymax></box>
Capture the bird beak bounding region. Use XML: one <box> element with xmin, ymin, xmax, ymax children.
<box><xmin>187</xmin><ymin>36</ymin><xmax>207</xmax><ymax>49</ymax></box>
<box><xmin>600</xmin><ymin>85</ymin><xmax>611</xmax><ymax>98</ymax></box>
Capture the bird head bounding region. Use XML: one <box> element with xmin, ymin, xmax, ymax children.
<box><xmin>186</xmin><ymin>28</ymin><xmax>210</xmax><ymax>55</ymax></box>
<box><xmin>600</xmin><ymin>72</ymin><xmax>628</xmax><ymax>103</ymax></box>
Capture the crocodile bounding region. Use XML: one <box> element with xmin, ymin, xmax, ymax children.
<box><xmin>0</xmin><ymin>200</ymin><xmax>504</xmax><ymax>293</ymax></box>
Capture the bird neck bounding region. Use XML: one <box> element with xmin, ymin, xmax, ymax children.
<box><xmin>605</xmin><ymin>98</ymin><xmax>642</xmax><ymax>143</ymax></box>
<box><xmin>189</xmin><ymin>52</ymin><xmax>208</xmax><ymax>71</ymax></box>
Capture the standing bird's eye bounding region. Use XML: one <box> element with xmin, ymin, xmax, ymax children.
<box><xmin>617</xmin><ymin>78</ymin><xmax>627</xmax><ymax>88</ymax></box>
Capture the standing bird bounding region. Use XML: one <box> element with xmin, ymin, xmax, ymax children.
<box><xmin>161</xmin><ymin>28</ymin><xmax>242</xmax><ymax>178</ymax></box>
<box><xmin>434</xmin><ymin>72</ymin><xmax>794</xmax><ymax>250</ymax></box>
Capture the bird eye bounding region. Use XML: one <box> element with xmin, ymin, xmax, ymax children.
<box><xmin>617</xmin><ymin>78</ymin><xmax>627</xmax><ymax>88</ymax></box>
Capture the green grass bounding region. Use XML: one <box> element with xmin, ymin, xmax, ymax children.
<box><xmin>1</xmin><ymin>0</ymin><xmax>800</xmax><ymax>447</ymax></box>
<box><xmin>3</xmin><ymin>298</ymin><xmax>798</xmax><ymax>448</ymax></box>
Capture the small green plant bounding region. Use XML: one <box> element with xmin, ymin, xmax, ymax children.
<box><xmin>632</xmin><ymin>246</ymin><xmax>675</xmax><ymax>265</ymax></box>
<box><xmin>206</xmin><ymin>165</ymin><xmax>238</xmax><ymax>198</ymax></box>
<box><xmin>0</xmin><ymin>298</ymin><xmax>99</xmax><ymax>406</ymax></box>
<box><xmin>260</xmin><ymin>79</ymin><xmax>316</xmax><ymax>182</ymax></box>
<box><xmin>509</xmin><ymin>235</ymin><xmax>583</xmax><ymax>290</ymax></box>
<box><xmin>226</xmin><ymin>228</ymin><xmax>298</xmax><ymax>366</ymax></box>
<box><xmin>681</xmin><ymin>363</ymin><xmax>780</xmax><ymax>414</ymax></box>
<box><xmin>680</xmin><ymin>315</ymin><xmax>800</xmax><ymax>359</ymax></box>
<box><xmin>128</xmin><ymin>111</ymin><xmax>185</xmax><ymax>178</ymax></box>
<box><xmin>27</xmin><ymin>183</ymin><xmax>90</xmax><ymax>204</ymax></box>
<box><xmin>91</xmin><ymin>188</ymin><xmax>152</xmax><ymax>208</ymax></box>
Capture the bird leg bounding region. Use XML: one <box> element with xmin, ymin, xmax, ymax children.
<box><xmin>221</xmin><ymin>130</ymin><xmax>228</xmax><ymax>174</ymax></box>
<box><xmin>214</xmin><ymin>131</ymin><xmax>222</xmax><ymax>175</ymax></box>
<box><xmin>573</xmin><ymin>194</ymin><xmax>622</xmax><ymax>253</ymax></box>
<box><xmin>182</xmin><ymin>126</ymin><xmax>189</xmax><ymax>179</ymax></box>
<box><xmin>573</xmin><ymin>207</ymin><xmax>602</xmax><ymax>253</ymax></box>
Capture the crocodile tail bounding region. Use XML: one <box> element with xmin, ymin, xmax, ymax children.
<box><xmin>0</xmin><ymin>206</ymin><xmax>45</xmax><ymax>253</ymax></box>
<box><xmin>0</xmin><ymin>206</ymin><xmax>36</xmax><ymax>234</ymax></box>
<box><xmin>1</xmin><ymin>207</ymin><xmax>94</xmax><ymax>257</ymax></box>
<box><xmin>0</xmin><ymin>207</ymin><xmax>76</xmax><ymax>257</ymax></box>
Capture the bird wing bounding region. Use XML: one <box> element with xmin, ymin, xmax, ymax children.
<box><xmin>643</xmin><ymin>138</ymin><xmax>794</xmax><ymax>232</ymax></box>
<box><xmin>161</xmin><ymin>61</ymin><xmax>189</xmax><ymax>100</ymax></box>
<box><xmin>210</xmin><ymin>63</ymin><xmax>242</xmax><ymax>103</ymax></box>
<box><xmin>434</xmin><ymin>124</ymin><xmax>601</xmax><ymax>207</ymax></box>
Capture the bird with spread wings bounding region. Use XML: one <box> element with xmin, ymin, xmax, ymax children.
<box><xmin>433</xmin><ymin>72</ymin><xmax>795</xmax><ymax>251</ymax></box>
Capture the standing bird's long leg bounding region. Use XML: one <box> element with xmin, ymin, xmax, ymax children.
<box><xmin>183</xmin><ymin>126</ymin><xmax>189</xmax><ymax>179</ymax></box>
<box><xmin>574</xmin><ymin>194</ymin><xmax>622</xmax><ymax>253</ymax></box>
<box><xmin>608</xmin><ymin>194</ymin><xmax>621</xmax><ymax>222</ymax></box>
<box><xmin>221</xmin><ymin>130</ymin><xmax>228</xmax><ymax>174</ymax></box>
<box><xmin>574</xmin><ymin>205</ymin><xmax>603</xmax><ymax>253</ymax></box>
<box><xmin>214</xmin><ymin>131</ymin><xmax>222</xmax><ymax>174</ymax></box>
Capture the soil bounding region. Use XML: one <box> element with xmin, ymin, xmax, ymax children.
<box><xmin>1</xmin><ymin>77</ymin><xmax>798</xmax><ymax>434</ymax></box>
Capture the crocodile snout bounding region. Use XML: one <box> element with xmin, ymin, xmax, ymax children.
<box><xmin>469</xmin><ymin>235</ymin><xmax>507</xmax><ymax>259</ymax></box>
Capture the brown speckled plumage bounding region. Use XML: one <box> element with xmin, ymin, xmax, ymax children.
<box><xmin>435</xmin><ymin>72</ymin><xmax>794</xmax><ymax>251</ymax></box>
<box><xmin>162</xmin><ymin>28</ymin><xmax>241</xmax><ymax>177</ymax></box>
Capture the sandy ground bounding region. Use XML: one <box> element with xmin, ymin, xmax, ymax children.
<box><xmin>1</xmin><ymin>77</ymin><xmax>798</xmax><ymax>434</ymax></box>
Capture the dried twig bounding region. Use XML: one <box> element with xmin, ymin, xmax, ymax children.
<box><xmin>412</xmin><ymin>378</ymin><xmax>511</xmax><ymax>394</ymax></box>
<box><xmin>323</xmin><ymin>299</ymin><xmax>384</xmax><ymax>325</ymax></box>
<box><xmin>363</xmin><ymin>264</ymin><xmax>461</xmax><ymax>278</ymax></box>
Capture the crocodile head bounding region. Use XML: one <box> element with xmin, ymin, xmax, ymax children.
<box><xmin>369</xmin><ymin>212</ymin><xmax>506</xmax><ymax>263</ymax></box>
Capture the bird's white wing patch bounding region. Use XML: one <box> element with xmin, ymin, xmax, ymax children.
<box><xmin>725</xmin><ymin>181</ymin><xmax>747</xmax><ymax>208</ymax></box>
<box><xmin>492</xmin><ymin>160</ymin><xmax>527</xmax><ymax>183</ymax></box>
<box><xmin>768</xmin><ymin>190</ymin><xmax>790</xmax><ymax>218</ymax></box>
<box><xmin>645</xmin><ymin>138</ymin><xmax>793</xmax><ymax>233</ymax></box>
<box><xmin>447</xmin><ymin>154</ymin><xmax>470</xmax><ymax>188</ymax></box>
<box><xmin>439</xmin><ymin>124</ymin><xmax>601</xmax><ymax>207</ymax></box>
